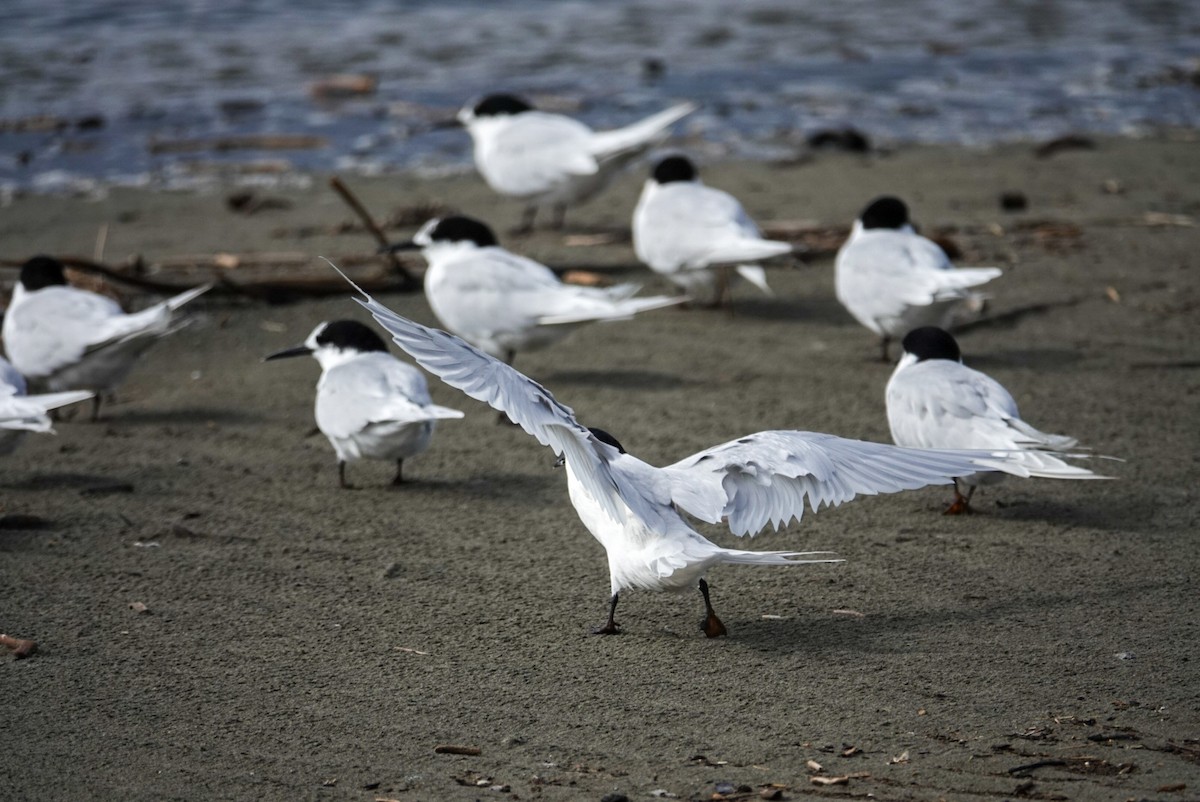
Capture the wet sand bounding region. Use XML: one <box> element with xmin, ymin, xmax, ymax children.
<box><xmin>1</xmin><ymin>136</ymin><xmax>1198</xmax><ymax>801</ymax></box>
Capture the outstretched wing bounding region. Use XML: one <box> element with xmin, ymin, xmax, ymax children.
<box><xmin>661</xmin><ymin>430</ymin><xmax>1018</xmax><ymax>536</ymax></box>
<box><xmin>347</xmin><ymin>278</ymin><xmax>642</xmax><ymax>524</ymax></box>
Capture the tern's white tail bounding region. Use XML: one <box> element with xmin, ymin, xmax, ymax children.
<box><xmin>422</xmin><ymin>404</ymin><xmax>466</xmax><ymax>421</ymax></box>
<box><xmin>707</xmin><ymin>238</ymin><xmax>792</xmax><ymax>266</ymax></box>
<box><xmin>589</xmin><ymin>102</ymin><xmax>698</xmax><ymax>160</ymax></box>
<box><xmin>28</xmin><ymin>390</ymin><xmax>95</xmax><ymax>413</ymax></box>
<box><xmin>734</xmin><ymin>264</ymin><xmax>774</xmax><ymax>296</ymax></box>
<box><xmin>537</xmin><ymin>289</ymin><xmax>684</xmax><ymax>326</ymax></box>
<box><xmin>717</xmin><ymin>548</ymin><xmax>842</xmax><ymax>567</ymax></box>
<box><xmin>930</xmin><ymin>267</ymin><xmax>1002</xmax><ymax>299</ymax></box>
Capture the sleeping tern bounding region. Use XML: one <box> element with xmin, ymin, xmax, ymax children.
<box><xmin>385</xmin><ymin>215</ymin><xmax>682</xmax><ymax>365</ymax></box>
<box><xmin>633</xmin><ymin>155</ymin><xmax>790</xmax><ymax>306</ymax></box>
<box><xmin>887</xmin><ymin>327</ymin><xmax>1111</xmax><ymax>514</ymax></box>
<box><xmin>335</xmin><ymin>264</ymin><xmax>1030</xmax><ymax>637</ymax></box>
<box><xmin>2</xmin><ymin>255</ymin><xmax>211</xmax><ymax>420</ymax></box>
<box><xmin>265</xmin><ymin>320</ymin><xmax>463</xmax><ymax>488</ymax></box>
<box><xmin>835</xmin><ymin>197</ymin><xmax>1001</xmax><ymax>361</ymax></box>
<box><xmin>450</xmin><ymin>93</ymin><xmax>696</xmax><ymax>232</ymax></box>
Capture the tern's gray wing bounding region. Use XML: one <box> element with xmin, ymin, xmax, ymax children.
<box><xmin>838</xmin><ymin>231</ymin><xmax>999</xmax><ymax>307</ymax></box>
<box><xmin>352</xmin><ymin>285</ymin><xmax>653</xmax><ymax>525</ymax></box>
<box><xmin>485</xmin><ymin>113</ymin><xmax>599</xmax><ymax>195</ymax></box>
<box><xmin>0</xmin><ymin>390</ymin><xmax>93</xmax><ymax>432</ymax></box>
<box><xmin>0</xmin><ymin>358</ymin><xmax>27</xmax><ymax>396</ymax></box>
<box><xmin>661</xmin><ymin>430</ymin><xmax>1018</xmax><ymax>536</ymax></box>
<box><xmin>887</xmin><ymin>361</ymin><xmax>1106</xmax><ymax>479</ymax></box>
<box><xmin>636</xmin><ymin>183</ymin><xmax>790</xmax><ymax>270</ymax></box>
<box><xmin>316</xmin><ymin>355</ymin><xmax>462</xmax><ymax>439</ymax></box>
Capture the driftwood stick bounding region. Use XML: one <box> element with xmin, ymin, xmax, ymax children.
<box><xmin>0</xmin><ymin>633</ymin><xmax>37</xmax><ymax>659</ymax></box>
<box><xmin>0</xmin><ymin>255</ymin><xmax>415</xmax><ymax>302</ymax></box>
<box><xmin>329</xmin><ymin>175</ymin><xmax>420</xmax><ymax>289</ymax></box>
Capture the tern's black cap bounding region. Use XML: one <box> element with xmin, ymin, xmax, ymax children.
<box><xmin>19</xmin><ymin>255</ymin><xmax>68</xmax><ymax>291</ymax></box>
<box><xmin>427</xmin><ymin>215</ymin><xmax>499</xmax><ymax>247</ymax></box>
<box><xmin>588</xmin><ymin>427</ymin><xmax>625</xmax><ymax>454</ymax></box>
<box><xmin>651</xmin><ymin>155</ymin><xmax>697</xmax><ymax>184</ymax></box>
<box><xmin>901</xmin><ymin>327</ymin><xmax>961</xmax><ymax>362</ymax></box>
<box><xmin>472</xmin><ymin>93</ymin><xmax>534</xmax><ymax>118</ymax></box>
<box><xmin>860</xmin><ymin>196</ymin><xmax>910</xmax><ymax>230</ymax></box>
<box><xmin>315</xmin><ymin>320</ymin><xmax>389</xmax><ymax>354</ymax></box>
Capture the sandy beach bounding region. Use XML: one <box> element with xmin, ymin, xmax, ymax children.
<box><xmin>1</xmin><ymin>136</ymin><xmax>1198</xmax><ymax>801</ymax></box>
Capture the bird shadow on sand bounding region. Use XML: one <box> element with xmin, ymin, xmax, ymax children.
<box><xmin>716</xmin><ymin>295</ymin><xmax>854</xmax><ymax>325</ymax></box>
<box><xmin>982</xmin><ymin>494</ymin><xmax>1144</xmax><ymax>530</ymax></box>
<box><xmin>954</xmin><ymin>296</ymin><xmax>1084</xmax><ymax>335</ymax></box>
<box><xmin>99</xmin><ymin>406</ymin><xmax>267</xmax><ymax>426</ymax></box>
<box><xmin>966</xmin><ymin>348</ymin><xmax>1085</xmax><ymax>370</ymax></box>
<box><xmin>1</xmin><ymin>472</ymin><xmax>134</xmax><ymax>495</ymax></box>
<box><xmin>731</xmin><ymin>576</ymin><xmax>1178</xmax><ymax>656</ymax></box>
<box><xmin>543</xmin><ymin>368</ymin><xmax>698</xmax><ymax>391</ymax></box>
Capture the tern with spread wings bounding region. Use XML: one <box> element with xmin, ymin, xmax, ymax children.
<box><xmin>337</xmin><ymin>267</ymin><xmax>1027</xmax><ymax>637</ymax></box>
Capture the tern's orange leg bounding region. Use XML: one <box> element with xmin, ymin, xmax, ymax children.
<box><xmin>943</xmin><ymin>484</ymin><xmax>976</xmax><ymax>515</ymax></box>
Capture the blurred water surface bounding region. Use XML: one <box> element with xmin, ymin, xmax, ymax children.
<box><xmin>2</xmin><ymin>0</ymin><xmax>1197</xmax><ymax>192</ymax></box>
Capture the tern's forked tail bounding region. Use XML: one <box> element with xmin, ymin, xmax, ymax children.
<box><xmin>717</xmin><ymin>548</ymin><xmax>843</xmax><ymax>567</ymax></box>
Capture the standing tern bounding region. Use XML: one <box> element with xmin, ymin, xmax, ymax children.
<box><xmin>450</xmin><ymin>93</ymin><xmax>697</xmax><ymax>232</ymax></box>
<box><xmin>835</xmin><ymin>197</ymin><xmax>1001</xmax><ymax>361</ymax></box>
<box><xmin>633</xmin><ymin>155</ymin><xmax>790</xmax><ymax>306</ymax></box>
<box><xmin>336</xmin><ymin>265</ymin><xmax>1030</xmax><ymax>637</ymax></box>
<box><xmin>385</xmin><ymin>215</ymin><xmax>682</xmax><ymax>365</ymax></box>
<box><xmin>0</xmin><ymin>356</ymin><xmax>93</xmax><ymax>455</ymax></box>
<box><xmin>2</xmin><ymin>256</ymin><xmax>211</xmax><ymax>420</ymax></box>
<box><xmin>887</xmin><ymin>327</ymin><xmax>1111</xmax><ymax>514</ymax></box>
<box><xmin>265</xmin><ymin>320</ymin><xmax>463</xmax><ymax>488</ymax></box>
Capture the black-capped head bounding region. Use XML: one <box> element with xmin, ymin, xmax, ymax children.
<box><xmin>264</xmin><ymin>319</ymin><xmax>389</xmax><ymax>363</ymax></box>
<box><xmin>425</xmin><ymin>215</ymin><xmax>499</xmax><ymax>247</ymax></box>
<box><xmin>651</xmin><ymin>155</ymin><xmax>697</xmax><ymax>184</ymax></box>
<box><xmin>19</xmin><ymin>255</ymin><xmax>68</xmax><ymax>291</ymax></box>
<box><xmin>314</xmin><ymin>320</ymin><xmax>389</xmax><ymax>354</ymax></box>
<box><xmin>901</xmin><ymin>327</ymin><xmax>961</xmax><ymax>363</ymax></box>
<box><xmin>472</xmin><ymin>93</ymin><xmax>534</xmax><ymax>118</ymax></box>
<box><xmin>860</xmin><ymin>196</ymin><xmax>910</xmax><ymax>230</ymax></box>
<box><xmin>588</xmin><ymin>427</ymin><xmax>626</xmax><ymax>454</ymax></box>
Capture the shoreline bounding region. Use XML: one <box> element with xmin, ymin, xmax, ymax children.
<box><xmin>4</xmin><ymin>125</ymin><xmax>1199</xmax><ymax>204</ymax></box>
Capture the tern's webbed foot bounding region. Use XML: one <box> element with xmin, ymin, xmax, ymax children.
<box><xmin>943</xmin><ymin>484</ymin><xmax>976</xmax><ymax>515</ymax></box>
<box><xmin>700</xmin><ymin>612</ymin><xmax>727</xmax><ymax>638</ymax></box>
<box><xmin>593</xmin><ymin>593</ymin><xmax>621</xmax><ymax>635</ymax></box>
<box><xmin>697</xmin><ymin>578</ymin><xmax>728</xmax><ymax>638</ymax></box>
<box><xmin>943</xmin><ymin>494</ymin><xmax>973</xmax><ymax>515</ymax></box>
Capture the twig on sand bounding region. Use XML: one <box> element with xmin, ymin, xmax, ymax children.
<box><xmin>328</xmin><ymin>175</ymin><xmax>420</xmax><ymax>289</ymax></box>
<box><xmin>0</xmin><ymin>633</ymin><xmax>37</xmax><ymax>658</ymax></box>
<box><xmin>1008</xmin><ymin>758</ymin><xmax>1067</xmax><ymax>775</ymax></box>
<box><xmin>434</xmin><ymin>744</ymin><xmax>482</xmax><ymax>756</ymax></box>
<box><xmin>0</xmin><ymin>254</ymin><xmax>418</xmax><ymax>302</ymax></box>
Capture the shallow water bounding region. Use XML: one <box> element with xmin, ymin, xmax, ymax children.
<box><xmin>2</xmin><ymin>0</ymin><xmax>1198</xmax><ymax>192</ymax></box>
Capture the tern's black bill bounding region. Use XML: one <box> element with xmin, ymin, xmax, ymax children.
<box><xmin>263</xmin><ymin>345</ymin><xmax>312</xmax><ymax>361</ymax></box>
<box><xmin>431</xmin><ymin>117</ymin><xmax>463</xmax><ymax>130</ymax></box>
<box><xmin>380</xmin><ymin>240</ymin><xmax>420</xmax><ymax>254</ymax></box>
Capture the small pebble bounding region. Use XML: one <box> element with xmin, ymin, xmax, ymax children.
<box><xmin>999</xmin><ymin>191</ymin><xmax>1028</xmax><ymax>211</ymax></box>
